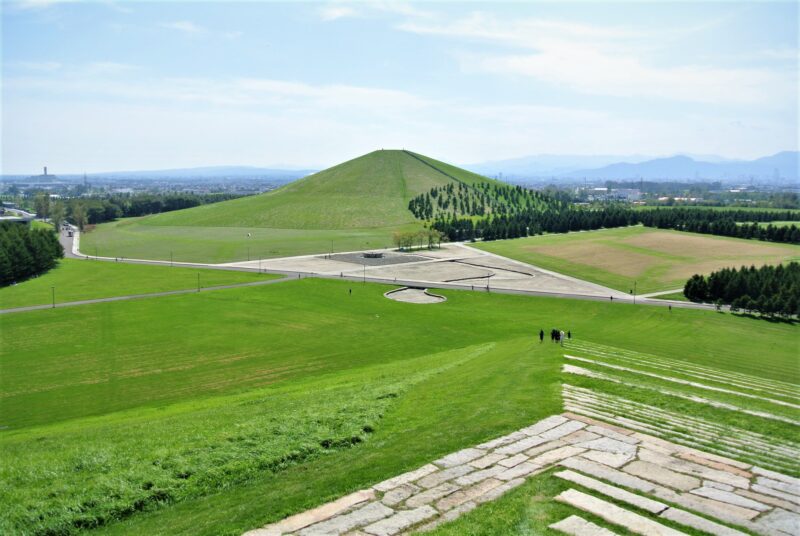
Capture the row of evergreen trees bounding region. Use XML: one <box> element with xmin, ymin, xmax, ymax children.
<box><xmin>408</xmin><ymin>182</ymin><xmax>559</xmax><ymax>221</ymax></box>
<box><xmin>684</xmin><ymin>263</ymin><xmax>799</xmax><ymax>318</ymax></box>
<box><xmin>0</xmin><ymin>223</ymin><xmax>63</xmax><ymax>287</ymax></box>
<box><xmin>419</xmin><ymin>200</ymin><xmax>799</xmax><ymax>245</ymax></box>
<box><xmin>638</xmin><ymin>208</ymin><xmax>799</xmax><ymax>244</ymax></box>
<box><xmin>430</xmin><ymin>205</ymin><xmax>638</xmax><ymax>242</ymax></box>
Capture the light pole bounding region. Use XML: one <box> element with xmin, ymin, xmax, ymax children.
<box><xmin>197</xmin><ymin>273</ymin><xmax>200</xmax><ymax>292</ymax></box>
<box><xmin>632</xmin><ymin>280</ymin><xmax>637</xmax><ymax>304</ymax></box>
<box><xmin>51</xmin><ymin>286</ymin><xmax>55</xmax><ymax>309</ymax></box>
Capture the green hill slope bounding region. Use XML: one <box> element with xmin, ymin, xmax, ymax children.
<box><xmin>144</xmin><ymin>150</ymin><xmax>494</xmax><ymax>230</ymax></box>
<box><xmin>81</xmin><ymin>150</ymin><xmax>497</xmax><ymax>262</ymax></box>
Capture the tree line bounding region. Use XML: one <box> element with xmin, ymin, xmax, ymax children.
<box><xmin>684</xmin><ymin>263</ymin><xmax>799</xmax><ymax>318</ymax></box>
<box><xmin>637</xmin><ymin>208</ymin><xmax>800</xmax><ymax>244</ymax></box>
<box><xmin>413</xmin><ymin>195</ymin><xmax>799</xmax><ymax>244</ymax></box>
<box><xmin>32</xmin><ymin>192</ymin><xmax>245</xmax><ymax>230</ymax></box>
<box><xmin>0</xmin><ymin>222</ymin><xmax>63</xmax><ymax>287</ymax></box>
<box><xmin>408</xmin><ymin>182</ymin><xmax>560</xmax><ymax>221</ymax></box>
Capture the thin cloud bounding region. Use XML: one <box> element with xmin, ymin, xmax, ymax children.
<box><xmin>159</xmin><ymin>20</ymin><xmax>204</xmax><ymax>34</ymax></box>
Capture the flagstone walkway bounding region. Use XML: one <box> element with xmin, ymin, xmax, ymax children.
<box><xmin>243</xmin><ymin>413</ymin><xmax>800</xmax><ymax>536</ymax></box>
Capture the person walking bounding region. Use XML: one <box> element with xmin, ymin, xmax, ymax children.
<box><xmin>560</xmin><ymin>330</ymin><xmax>565</xmax><ymax>346</ymax></box>
<box><xmin>567</xmin><ymin>330</ymin><xmax>571</xmax><ymax>340</ymax></box>
<box><xmin>539</xmin><ymin>329</ymin><xmax>544</xmax><ymax>343</ymax></box>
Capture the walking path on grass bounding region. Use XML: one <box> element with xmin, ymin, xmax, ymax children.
<box><xmin>242</xmin><ymin>412</ymin><xmax>799</xmax><ymax>536</ymax></box>
<box><xmin>63</xmin><ymin>229</ymin><xmax>720</xmax><ymax>313</ymax></box>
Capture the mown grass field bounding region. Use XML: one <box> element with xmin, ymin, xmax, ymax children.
<box><xmin>474</xmin><ymin>226</ymin><xmax>800</xmax><ymax>293</ymax></box>
<box><xmin>81</xmin><ymin>150</ymin><xmax>497</xmax><ymax>263</ymax></box>
<box><xmin>0</xmin><ymin>259</ymin><xmax>276</xmax><ymax>309</ymax></box>
<box><xmin>80</xmin><ymin>219</ymin><xmax>418</xmax><ymax>263</ymax></box>
<box><xmin>1</xmin><ymin>278</ymin><xmax>797</xmax><ymax>535</ymax></box>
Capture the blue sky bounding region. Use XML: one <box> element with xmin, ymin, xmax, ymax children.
<box><xmin>2</xmin><ymin>1</ymin><xmax>798</xmax><ymax>173</ymax></box>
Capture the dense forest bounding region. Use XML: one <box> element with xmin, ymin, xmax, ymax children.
<box><xmin>409</xmin><ymin>186</ymin><xmax>800</xmax><ymax>244</ymax></box>
<box><xmin>684</xmin><ymin>263</ymin><xmax>799</xmax><ymax>318</ymax></box>
<box><xmin>0</xmin><ymin>223</ymin><xmax>63</xmax><ymax>286</ymax></box>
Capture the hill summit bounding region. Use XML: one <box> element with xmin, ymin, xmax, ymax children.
<box><xmin>146</xmin><ymin>149</ymin><xmax>495</xmax><ymax>230</ymax></box>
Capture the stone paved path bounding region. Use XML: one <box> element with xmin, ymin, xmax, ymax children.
<box><xmin>243</xmin><ymin>413</ymin><xmax>800</xmax><ymax>536</ymax></box>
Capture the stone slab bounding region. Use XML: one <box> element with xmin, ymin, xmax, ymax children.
<box><xmin>417</xmin><ymin>465</ymin><xmax>474</xmax><ymax>489</ymax></box>
<box><xmin>497</xmin><ymin>461</ymin><xmax>542</xmax><ymax>481</ymax></box>
<box><xmin>638</xmin><ymin>449</ymin><xmax>750</xmax><ymax>489</ymax></box>
<box><xmin>560</xmin><ymin>430</ymin><xmax>601</xmax><ymax>445</ymax></box>
<box><xmin>737</xmin><ymin>489</ymin><xmax>800</xmax><ymax>514</ymax></box>
<box><xmin>474</xmin><ymin>477</ymin><xmax>526</xmax><ymax>504</ymax></box>
<box><xmin>624</xmin><ymin>460</ymin><xmax>701</xmax><ymax>492</ymax></box>
<box><xmin>434</xmin><ymin>448</ymin><xmax>485</xmax><ymax>468</ymax></box>
<box><xmin>577</xmin><ymin>437</ymin><xmax>637</xmax><ymax>456</ymax></box>
<box><xmin>524</xmin><ymin>440</ymin><xmax>567</xmax><ymax>457</ymax></box>
<box><xmin>453</xmin><ymin>465</ymin><xmax>506</xmax><ymax>486</ymax></box>
<box><xmin>559</xmin><ymin>456</ymin><xmax>656</xmax><ymax>493</ymax></box>
<box><xmin>469</xmin><ymin>453</ymin><xmax>505</xmax><ymax>469</ymax></box>
<box><xmin>298</xmin><ymin>502</ymin><xmax>393</xmax><ymax>535</ymax></box>
<box><xmin>755</xmin><ymin>508</ymin><xmax>800</xmax><ymax>536</ymax></box>
<box><xmin>414</xmin><ymin>502</ymin><xmax>477</xmax><ymax>533</ymax></box>
<box><xmin>677</xmin><ymin>452</ymin><xmax>753</xmax><ymax>479</ymax></box>
<box><xmin>563</xmin><ymin>412</ymin><xmax>636</xmax><ymax>436</ymax></box>
<box><xmin>435</xmin><ymin>478</ymin><xmax>503</xmax><ymax>511</ymax></box>
<box><xmin>580</xmin><ymin>450</ymin><xmax>634</xmax><ymax>468</ymax></box>
<box><xmin>497</xmin><ymin>453</ymin><xmax>529</xmax><ymax>468</ymax></box>
<box><xmin>373</xmin><ymin>464</ymin><xmax>438</xmax><ymax>492</ymax></box>
<box><xmin>519</xmin><ymin>415</ymin><xmax>568</xmax><ymax>436</ymax></box>
<box><xmin>405</xmin><ymin>482</ymin><xmax>459</xmax><ymax>508</ymax></box>
<box><xmin>362</xmin><ymin>505</ymin><xmax>437</xmax><ymax>536</ymax></box>
<box><xmin>555</xmin><ymin>489</ymin><xmax>687</xmax><ymax>536</ymax></box>
<box><xmin>495</xmin><ymin>435</ymin><xmax>548</xmax><ymax>455</ymax></box>
<box><xmin>651</xmin><ymin>487</ymin><xmax>762</xmax><ymax>523</ymax></box>
<box><xmin>691</xmin><ymin>486</ymin><xmax>771</xmax><ymax>512</ymax></box>
<box><xmin>752</xmin><ymin>467</ymin><xmax>800</xmax><ymax>488</ymax></box>
<box><xmin>380</xmin><ymin>484</ymin><xmax>418</xmax><ymax>507</ymax></box>
<box><xmin>549</xmin><ymin>514</ymin><xmax>619</xmax><ymax>536</ymax></box>
<box><xmin>586</xmin><ymin>425</ymin><xmax>640</xmax><ymax>445</ymax></box>
<box><xmin>659</xmin><ymin>507</ymin><xmax>749</xmax><ymax>536</ymax></box>
<box><xmin>756</xmin><ymin>477</ymin><xmax>800</xmax><ymax>497</ymax></box>
<box><xmin>475</xmin><ymin>431</ymin><xmax>526</xmax><ymax>450</ymax></box>
<box><xmin>752</xmin><ymin>484</ymin><xmax>800</xmax><ymax>507</ymax></box>
<box><xmin>539</xmin><ymin>420</ymin><xmax>587</xmax><ymax>441</ymax></box>
<box><xmin>530</xmin><ymin>445</ymin><xmax>586</xmax><ymax>466</ymax></box>
<box><xmin>555</xmin><ymin>470</ymin><xmax>667</xmax><ymax>514</ymax></box>
<box><xmin>247</xmin><ymin>489</ymin><xmax>376</xmax><ymax>535</ymax></box>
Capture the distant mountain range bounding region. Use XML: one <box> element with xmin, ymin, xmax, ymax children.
<box><xmin>466</xmin><ymin>151</ymin><xmax>799</xmax><ymax>181</ymax></box>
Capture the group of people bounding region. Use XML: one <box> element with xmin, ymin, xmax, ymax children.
<box><xmin>538</xmin><ymin>328</ymin><xmax>571</xmax><ymax>344</ymax></box>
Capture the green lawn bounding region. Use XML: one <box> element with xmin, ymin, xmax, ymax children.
<box><xmin>0</xmin><ymin>259</ymin><xmax>277</xmax><ymax>309</ymax></box>
<box><xmin>80</xmin><ymin>219</ymin><xmax>418</xmax><ymax>263</ymax></box>
<box><xmin>1</xmin><ymin>278</ymin><xmax>797</xmax><ymax>535</ymax></box>
<box><xmin>78</xmin><ymin>150</ymin><xmax>499</xmax><ymax>263</ymax></box>
<box><xmin>473</xmin><ymin>226</ymin><xmax>800</xmax><ymax>293</ymax></box>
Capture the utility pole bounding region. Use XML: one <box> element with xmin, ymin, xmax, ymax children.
<box><xmin>51</xmin><ymin>286</ymin><xmax>55</xmax><ymax>309</ymax></box>
<box><xmin>633</xmin><ymin>280</ymin><xmax>637</xmax><ymax>304</ymax></box>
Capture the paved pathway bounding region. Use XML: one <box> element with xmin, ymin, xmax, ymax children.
<box><xmin>63</xmin><ymin>230</ymin><xmax>718</xmax><ymax>312</ymax></box>
<box><xmin>243</xmin><ymin>412</ymin><xmax>799</xmax><ymax>536</ymax></box>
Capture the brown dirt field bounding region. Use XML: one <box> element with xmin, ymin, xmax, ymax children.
<box><xmin>526</xmin><ymin>242</ymin><xmax>658</xmax><ymax>278</ymax></box>
<box><xmin>622</xmin><ymin>230</ymin><xmax>794</xmax><ymax>258</ymax></box>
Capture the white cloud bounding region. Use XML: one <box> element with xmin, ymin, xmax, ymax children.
<box><xmin>318</xmin><ymin>5</ymin><xmax>360</xmax><ymax>21</ymax></box>
<box><xmin>399</xmin><ymin>12</ymin><xmax>796</xmax><ymax>107</ymax></box>
<box><xmin>159</xmin><ymin>20</ymin><xmax>204</xmax><ymax>33</ymax></box>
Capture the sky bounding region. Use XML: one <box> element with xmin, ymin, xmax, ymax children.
<box><xmin>2</xmin><ymin>0</ymin><xmax>798</xmax><ymax>173</ymax></box>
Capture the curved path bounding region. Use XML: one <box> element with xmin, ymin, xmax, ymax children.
<box><xmin>36</xmin><ymin>229</ymin><xmax>717</xmax><ymax>314</ymax></box>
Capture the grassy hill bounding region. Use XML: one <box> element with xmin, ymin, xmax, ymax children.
<box><xmin>142</xmin><ymin>150</ymin><xmax>495</xmax><ymax>230</ymax></box>
<box><xmin>2</xmin><ymin>278</ymin><xmax>797</xmax><ymax>534</ymax></box>
<box><xmin>81</xmin><ymin>150</ymin><xmax>497</xmax><ymax>262</ymax></box>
